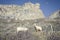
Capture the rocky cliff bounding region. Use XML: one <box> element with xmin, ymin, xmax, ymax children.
<box><xmin>49</xmin><ymin>10</ymin><xmax>60</xmax><ymax>19</ymax></box>
<box><xmin>0</xmin><ymin>3</ymin><xmax>45</xmax><ymax>20</ymax></box>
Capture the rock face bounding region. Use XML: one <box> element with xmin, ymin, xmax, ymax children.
<box><xmin>49</xmin><ymin>10</ymin><xmax>60</xmax><ymax>19</ymax></box>
<box><xmin>0</xmin><ymin>3</ymin><xmax>45</xmax><ymax>20</ymax></box>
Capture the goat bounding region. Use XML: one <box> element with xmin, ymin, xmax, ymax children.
<box><xmin>34</xmin><ymin>24</ymin><xmax>42</xmax><ymax>32</ymax></box>
<box><xmin>17</xmin><ymin>27</ymin><xmax>28</xmax><ymax>33</ymax></box>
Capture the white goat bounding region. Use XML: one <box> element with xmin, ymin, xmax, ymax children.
<box><xmin>17</xmin><ymin>27</ymin><xmax>28</xmax><ymax>32</ymax></box>
<box><xmin>34</xmin><ymin>24</ymin><xmax>42</xmax><ymax>32</ymax></box>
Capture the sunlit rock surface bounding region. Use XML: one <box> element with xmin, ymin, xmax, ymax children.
<box><xmin>0</xmin><ymin>3</ymin><xmax>45</xmax><ymax>20</ymax></box>
<box><xmin>49</xmin><ymin>10</ymin><xmax>60</xmax><ymax>19</ymax></box>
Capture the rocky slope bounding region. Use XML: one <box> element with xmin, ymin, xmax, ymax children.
<box><xmin>49</xmin><ymin>10</ymin><xmax>60</xmax><ymax>19</ymax></box>
<box><xmin>0</xmin><ymin>2</ymin><xmax>60</xmax><ymax>40</ymax></box>
<box><xmin>0</xmin><ymin>3</ymin><xmax>45</xmax><ymax>20</ymax></box>
<box><xmin>0</xmin><ymin>3</ymin><xmax>46</xmax><ymax>40</ymax></box>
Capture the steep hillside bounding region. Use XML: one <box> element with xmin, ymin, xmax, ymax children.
<box><xmin>49</xmin><ymin>10</ymin><xmax>60</xmax><ymax>19</ymax></box>
<box><xmin>0</xmin><ymin>3</ymin><xmax>45</xmax><ymax>20</ymax></box>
